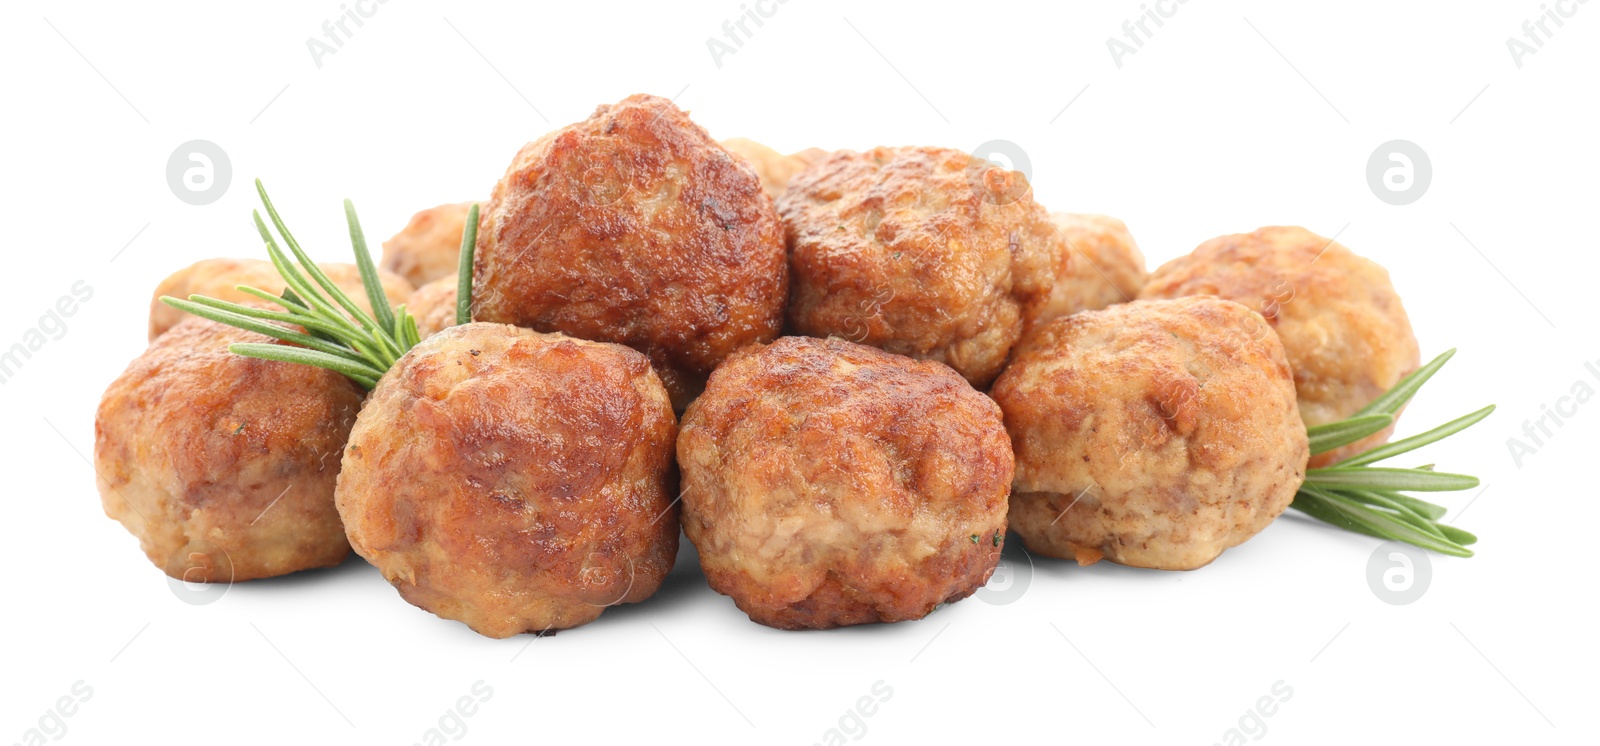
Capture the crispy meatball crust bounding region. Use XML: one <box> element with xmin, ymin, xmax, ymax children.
<box><xmin>335</xmin><ymin>323</ymin><xmax>679</xmax><ymax>638</ymax></box>
<box><xmin>381</xmin><ymin>202</ymin><xmax>475</xmax><ymax>287</ymax></box>
<box><xmin>1028</xmin><ymin>213</ymin><xmax>1147</xmax><ymax>329</ymax></box>
<box><xmin>406</xmin><ymin>274</ymin><xmax>459</xmax><ymax>340</ymax></box>
<box><xmin>95</xmin><ymin>316</ymin><xmax>361</xmax><ymax>580</ymax></box>
<box><xmin>678</xmin><ymin>336</ymin><xmax>1012</xmax><ymax>630</ymax></box>
<box><xmin>473</xmin><ymin>94</ymin><xmax>788</xmax><ymax>410</ymax></box>
<box><xmin>992</xmin><ymin>297</ymin><xmax>1308</xmax><ymax>571</ymax></box>
<box><xmin>719</xmin><ymin>138</ymin><xmax>816</xmax><ymax>199</ymax></box>
<box><xmin>149</xmin><ymin>258</ymin><xmax>412</xmax><ymax>340</ymax></box>
<box><xmin>778</xmin><ymin>146</ymin><xmax>1058</xmax><ymax>388</ymax></box>
<box><xmin>1139</xmin><ymin>226</ymin><xmax>1420</xmax><ymax>465</ymax></box>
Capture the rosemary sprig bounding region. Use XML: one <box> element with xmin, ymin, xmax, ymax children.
<box><xmin>160</xmin><ymin>179</ymin><xmax>479</xmax><ymax>389</ymax></box>
<box><xmin>1291</xmin><ymin>349</ymin><xmax>1494</xmax><ymax>557</ymax></box>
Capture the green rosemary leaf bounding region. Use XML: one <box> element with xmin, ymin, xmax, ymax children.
<box><xmin>1290</xmin><ymin>490</ymin><xmax>1389</xmax><ymax>541</ymax></box>
<box><xmin>1361</xmin><ymin>489</ymin><xmax>1448</xmax><ymax>521</ymax></box>
<box><xmin>1340</xmin><ymin>489</ymin><xmax>1448</xmax><ymax>539</ymax></box>
<box><xmin>162</xmin><ymin>297</ymin><xmax>367</xmax><ymax>362</ymax></box>
<box><xmin>257</xmin><ymin>181</ymin><xmax>387</xmax><ymax>338</ymax></box>
<box><xmin>190</xmin><ymin>293</ymin><xmax>359</xmax><ymax>341</ymax></box>
<box><xmin>1437</xmin><ymin>523</ymin><xmax>1478</xmax><ymax>546</ymax></box>
<box><xmin>229</xmin><ymin>343</ymin><xmax>384</xmax><ymax>388</ymax></box>
<box><xmin>457</xmin><ymin>204</ymin><xmax>480</xmax><ymax>326</ymax></box>
<box><xmin>403</xmin><ymin>313</ymin><xmax>421</xmax><ymax>349</ymax></box>
<box><xmin>1352</xmin><ymin>348</ymin><xmax>1455</xmax><ymax>418</ymax></box>
<box><xmin>1305</xmin><ymin>467</ymin><xmax>1478</xmax><ymax>492</ymax></box>
<box><xmin>345</xmin><ymin>198</ymin><xmax>396</xmax><ymax>333</ymax></box>
<box><xmin>1307</xmin><ymin>413</ymin><xmax>1393</xmax><ymax>455</ymax></box>
<box><xmin>1336</xmin><ymin>405</ymin><xmax>1495</xmax><ymax>468</ymax></box>
<box><xmin>1307</xmin><ymin>490</ymin><xmax>1473</xmax><ymax>557</ymax></box>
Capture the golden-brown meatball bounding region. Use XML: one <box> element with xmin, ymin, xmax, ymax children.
<box><xmin>149</xmin><ymin>258</ymin><xmax>412</xmax><ymax>340</ymax></box>
<box><xmin>678</xmin><ymin>336</ymin><xmax>1012</xmax><ymax>629</ymax></box>
<box><xmin>95</xmin><ymin>315</ymin><xmax>361</xmax><ymax>580</ymax></box>
<box><xmin>1027</xmin><ymin>213</ymin><xmax>1147</xmax><ymax>330</ymax></box>
<box><xmin>405</xmin><ymin>274</ymin><xmax>459</xmax><ymax>340</ymax></box>
<box><xmin>1139</xmin><ymin>226</ymin><xmax>1420</xmax><ymax>465</ymax></box>
<box><xmin>779</xmin><ymin>146</ymin><xmax>1058</xmax><ymax>387</ymax></box>
<box><xmin>992</xmin><ymin>297</ymin><xmax>1308</xmax><ymax>570</ymax></box>
<box><xmin>336</xmin><ymin>323</ymin><xmax>679</xmax><ymax>638</ymax></box>
<box><xmin>720</xmin><ymin>138</ymin><xmax>817</xmax><ymax>199</ymax></box>
<box><xmin>381</xmin><ymin>202</ymin><xmax>475</xmax><ymax>287</ymax></box>
<box><xmin>473</xmin><ymin>94</ymin><xmax>788</xmax><ymax>410</ymax></box>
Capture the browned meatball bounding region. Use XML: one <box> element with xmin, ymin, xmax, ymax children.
<box><xmin>405</xmin><ymin>274</ymin><xmax>459</xmax><ymax>340</ymax></box>
<box><xmin>149</xmin><ymin>258</ymin><xmax>412</xmax><ymax>340</ymax></box>
<box><xmin>473</xmin><ymin>94</ymin><xmax>788</xmax><ymax>410</ymax></box>
<box><xmin>1139</xmin><ymin>226</ymin><xmax>1420</xmax><ymax>465</ymax></box>
<box><xmin>678</xmin><ymin>336</ymin><xmax>1012</xmax><ymax>629</ymax></box>
<box><xmin>779</xmin><ymin>146</ymin><xmax>1058</xmax><ymax>387</ymax></box>
<box><xmin>1026</xmin><ymin>213</ymin><xmax>1148</xmax><ymax>331</ymax></box>
<box><xmin>381</xmin><ymin>202</ymin><xmax>475</xmax><ymax>287</ymax></box>
<box><xmin>719</xmin><ymin>138</ymin><xmax>818</xmax><ymax>199</ymax></box>
<box><xmin>336</xmin><ymin>323</ymin><xmax>679</xmax><ymax>638</ymax></box>
<box><xmin>993</xmin><ymin>297</ymin><xmax>1308</xmax><ymax>570</ymax></box>
<box><xmin>95</xmin><ymin>315</ymin><xmax>361</xmax><ymax>580</ymax></box>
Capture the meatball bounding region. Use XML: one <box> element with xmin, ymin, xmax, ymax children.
<box><xmin>779</xmin><ymin>146</ymin><xmax>1057</xmax><ymax>387</ymax></box>
<box><xmin>405</xmin><ymin>274</ymin><xmax>459</xmax><ymax>340</ymax></box>
<box><xmin>150</xmin><ymin>258</ymin><xmax>412</xmax><ymax>340</ymax></box>
<box><xmin>678</xmin><ymin>336</ymin><xmax>1012</xmax><ymax>629</ymax></box>
<box><xmin>335</xmin><ymin>323</ymin><xmax>679</xmax><ymax>638</ymax></box>
<box><xmin>474</xmin><ymin>94</ymin><xmax>787</xmax><ymax>410</ymax></box>
<box><xmin>1027</xmin><ymin>213</ymin><xmax>1147</xmax><ymax>330</ymax></box>
<box><xmin>1139</xmin><ymin>226</ymin><xmax>1420</xmax><ymax>465</ymax></box>
<box><xmin>992</xmin><ymin>297</ymin><xmax>1308</xmax><ymax>570</ymax></box>
<box><xmin>381</xmin><ymin>202</ymin><xmax>475</xmax><ymax>287</ymax></box>
<box><xmin>95</xmin><ymin>315</ymin><xmax>361</xmax><ymax>580</ymax></box>
<box><xmin>720</xmin><ymin>138</ymin><xmax>818</xmax><ymax>199</ymax></box>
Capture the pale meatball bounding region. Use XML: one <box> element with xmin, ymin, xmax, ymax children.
<box><xmin>381</xmin><ymin>202</ymin><xmax>475</xmax><ymax>288</ymax></box>
<box><xmin>474</xmin><ymin>94</ymin><xmax>788</xmax><ymax>410</ymax></box>
<box><xmin>780</xmin><ymin>146</ymin><xmax>1058</xmax><ymax>387</ymax></box>
<box><xmin>336</xmin><ymin>323</ymin><xmax>679</xmax><ymax>638</ymax></box>
<box><xmin>1139</xmin><ymin>226</ymin><xmax>1420</xmax><ymax>465</ymax></box>
<box><xmin>1027</xmin><ymin>213</ymin><xmax>1148</xmax><ymax>330</ymax></box>
<box><xmin>992</xmin><ymin>297</ymin><xmax>1308</xmax><ymax>570</ymax></box>
<box><xmin>95</xmin><ymin>315</ymin><xmax>361</xmax><ymax>580</ymax></box>
<box><xmin>406</xmin><ymin>274</ymin><xmax>459</xmax><ymax>340</ymax></box>
<box><xmin>678</xmin><ymin>336</ymin><xmax>1012</xmax><ymax>629</ymax></box>
<box><xmin>720</xmin><ymin>138</ymin><xmax>817</xmax><ymax>199</ymax></box>
<box><xmin>149</xmin><ymin>258</ymin><xmax>413</xmax><ymax>340</ymax></box>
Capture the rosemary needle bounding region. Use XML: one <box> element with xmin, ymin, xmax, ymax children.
<box><xmin>1290</xmin><ymin>349</ymin><xmax>1493</xmax><ymax>557</ymax></box>
<box><xmin>160</xmin><ymin>179</ymin><xmax>481</xmax><ymax>390</ymax></box>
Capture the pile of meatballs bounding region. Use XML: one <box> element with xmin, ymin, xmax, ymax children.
<box><xmin>95</xmin><ymin>94</ymin><xmax>1419</xmax><ymax>637</ymax></box>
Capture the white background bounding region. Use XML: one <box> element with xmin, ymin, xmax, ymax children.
<box><xmin>2</xmin><ymin>1</ymin><xmax>1595</xmax><ymax>744</ymax></box>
